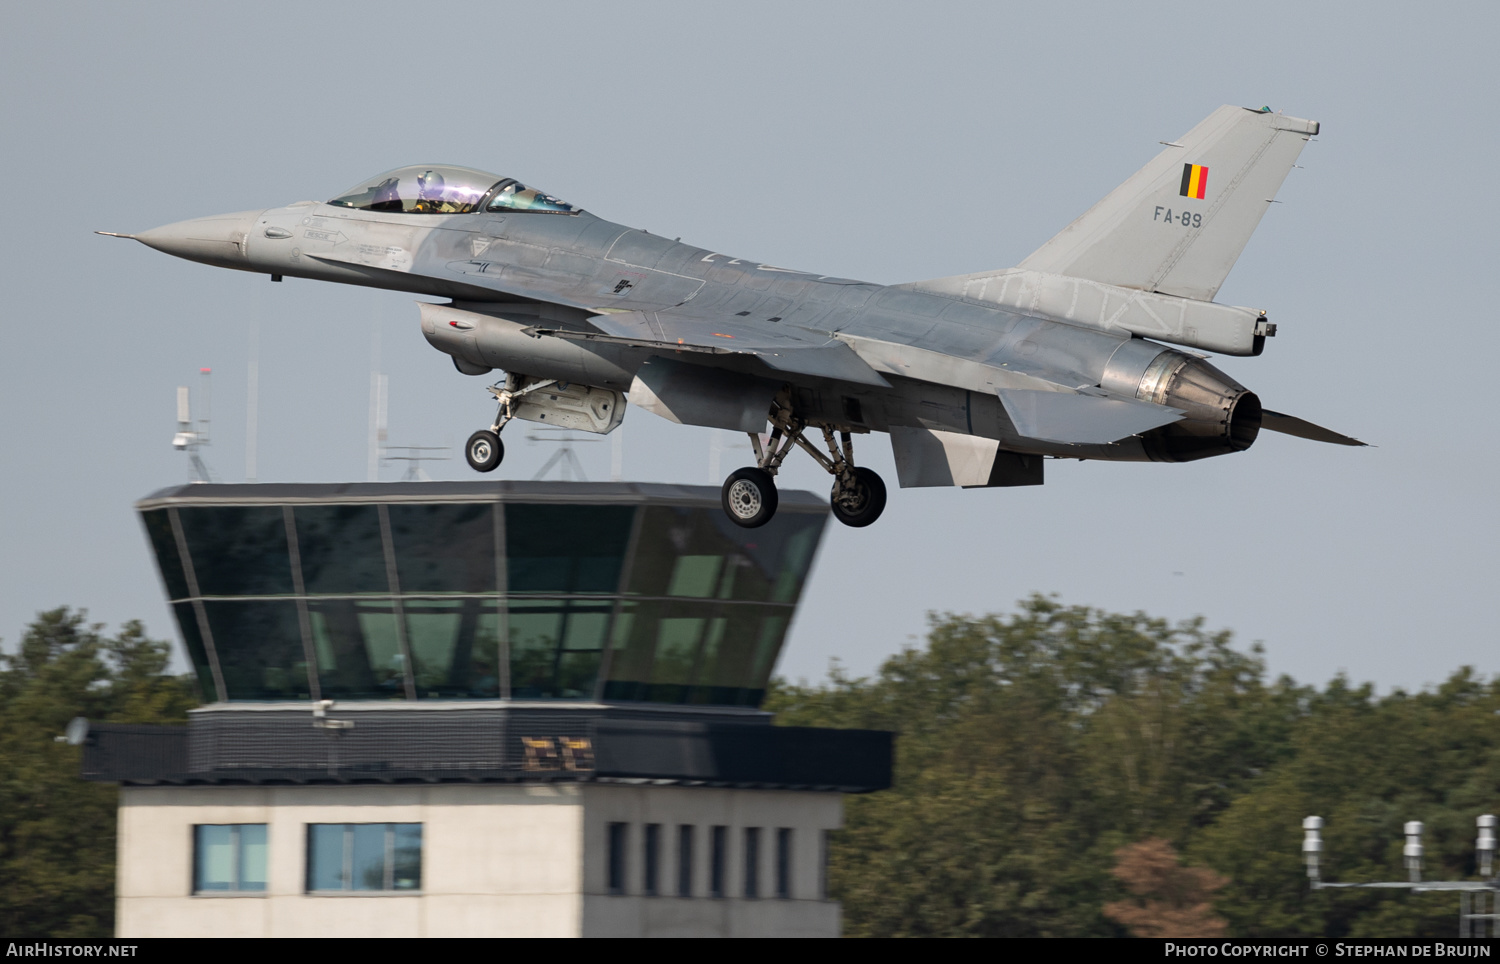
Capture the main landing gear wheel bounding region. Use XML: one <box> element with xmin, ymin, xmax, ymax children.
<box><xmin>830</xmin><ymin>466</ymin><xmax>886</xmax><ymax>528</ymax></box>
<box><xmin>722</xmin><ymin>467</ymin><xmax>779</xmax><ymax>528</ymax></box>
<box><xmin>465</xmin><ymin>430</ymin><xmax>504</xmax><ymax>472</ymax></box>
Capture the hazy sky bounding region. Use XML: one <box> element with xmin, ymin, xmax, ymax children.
<box><xmin>1</xmin><ymin>1</ymin><xmax>1495</xmax><ymax>692</ymax></box>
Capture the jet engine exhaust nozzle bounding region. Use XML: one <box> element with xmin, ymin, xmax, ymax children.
<box><xmin>1137</xmin><ymin>351</ymin><xmax>1262</xmax><ymax>462</ymax></box>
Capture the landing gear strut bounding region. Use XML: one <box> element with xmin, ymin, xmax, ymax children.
<box><xmin>464</xmin><ymin>374</ymin><xmax>557</xmax><ymax>473</ymax></box>
<box><xmin>720</xmin><ymin>395</ymin><xmax>887</xmax><ymax>529</ymax></box>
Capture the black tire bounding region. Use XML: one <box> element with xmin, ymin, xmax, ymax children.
<box><xmin>830</xmin><ymin>467</ymin><xmax>887</xmax><ymax>527</ymax></box>
<box><xmin>721</xmin><ymin>466</ymin><xmax>779</xmax><ymax>528</ymax></box>
<box><xmin>465</xmin><ymin>430</ymin><xmax>504</xmax><ymax>473</ymax></box>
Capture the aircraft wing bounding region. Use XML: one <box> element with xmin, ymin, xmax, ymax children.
<box><xmin>1260</xmin><ymin>410</ymin><xmax>1367</xmax><ymax>446</ymax></box>
<box><xmin>529</xmin><ymin>308</ymin><xmax>891</xmax><ymax>387</ymax></box>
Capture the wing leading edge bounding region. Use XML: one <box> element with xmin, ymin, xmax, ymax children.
<box><xmin>531</xmin><ymin>308</ymin><xmax>891</xmax><ymax>387</ymax></box>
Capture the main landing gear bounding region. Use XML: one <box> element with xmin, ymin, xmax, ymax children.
<box><xmin>720</xmin><ymin>401</ymin><xmax>887</xmax><ymax>530</ymax></box>
<box><xmin>464</xmin><ymin>375</ymin><xmax>558</xmax><ymax>473</ymax></box>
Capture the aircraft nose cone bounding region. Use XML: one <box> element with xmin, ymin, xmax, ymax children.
<box><xmin>135</xmin><ymin>210</ymin><xmax>264</xmax><ymax>268</ymax></box>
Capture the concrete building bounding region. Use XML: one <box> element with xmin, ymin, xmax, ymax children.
<box><xmin>85</xmin><ymin>482</ymin><xmax>891</xmax><ymax>937</ymax></box>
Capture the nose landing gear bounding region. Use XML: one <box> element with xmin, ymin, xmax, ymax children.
<box><xmin>720</xmin><ymin>396</ymin><xmax>887</xmax><ymax>529</ymax></box>
<box><xmin>465</xmin><ymin>430</ymin><xmax>503</xmax><ymax>472</ymax></box>
<box><xmin>463</xmin><ymin>374</ymin><xmax>558</xmax><ymax>473</ymax></box>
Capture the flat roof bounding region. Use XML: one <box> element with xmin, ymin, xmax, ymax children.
<box><xmin>137</xmin><ymin>480</ymin><xmax>829</xmax><ymax>511</ymax></box>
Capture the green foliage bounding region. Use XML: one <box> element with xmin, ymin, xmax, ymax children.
<box><xmin>0</xmin><ymin>608</ymin><xmax>197</xmax><ymax>938</ymax></box>
<box><xmin>766</xmin><ymin>595</ymin><xmax>1500</xmax><ymax>938</ymax></box>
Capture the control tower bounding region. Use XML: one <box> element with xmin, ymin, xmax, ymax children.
<box><xmin>84</xmin><ymin>481</ymin><xmax>890</xmax><ymax>938</ymax></box>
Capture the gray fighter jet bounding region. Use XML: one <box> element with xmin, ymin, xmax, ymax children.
<box><xmin>103</xmin><ymin>105</ymin><xmax>1361</xmax><ymax>528</ymax></box>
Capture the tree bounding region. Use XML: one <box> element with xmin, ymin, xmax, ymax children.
<box><xmin>1103</xmin><ymin>838</ymin><xmax>1227</xmax><ymax>937</ymax></box>
<box><xmin>0</xmin><ymin>608</ymin><xmax>196</xmax><ymax>937</ymax></box>
<box><xmin>768</xmin><ymin>595</ymin><xmax>1296</xmax><ymax>937</ymax></box>
<box><xmin>768</xmin><ymin>596</ymin><xmax>1500</xmax><ymax>938</ymax></box>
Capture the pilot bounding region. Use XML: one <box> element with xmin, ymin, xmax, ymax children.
<box><xmin>413</xmin><ymin>170</ymin><xmax>454</xmax><ymax>213</ymax></box>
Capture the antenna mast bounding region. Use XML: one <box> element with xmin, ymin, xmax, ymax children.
<box><xmin>173</xmin><ymin>368</ymin><xmax>214</xmax><ymax>483</ymax></box>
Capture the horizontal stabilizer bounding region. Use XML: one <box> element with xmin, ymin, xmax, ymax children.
<box><xmin>998</xmin><ymin>389</ymin><xmax>1184</xmax><ymax>444</ymax></box>
<box><xmin>1261</xmin><ymin>410</ymin><xmax>1367</xmax><ymax>446</ymax></box>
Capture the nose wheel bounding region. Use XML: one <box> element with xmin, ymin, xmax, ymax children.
<box><xmin>465</xmin><ymin>430</ymin><xmax>504</xmax><ymax>472</ymax></box>
<box><xmin>719</xmin><ymin>396</ymin><xmax>887</xmax><ymax>528</ymax></box>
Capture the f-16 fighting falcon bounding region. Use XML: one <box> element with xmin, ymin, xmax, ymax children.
<box><xmin>103</xmin><ymin>105</ymin><xmax>1361</xmax><ymax>529</ymax></box>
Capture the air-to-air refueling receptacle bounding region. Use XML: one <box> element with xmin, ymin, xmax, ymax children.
<box><xmin>103</xmin><ymin>105</ymin><xmax>1362</xmax><ymax>529</ymax></box>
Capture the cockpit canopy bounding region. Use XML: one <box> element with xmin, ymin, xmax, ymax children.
<box><xmin>328</xmin><ymin>165</ymin><xmax>577</xmax><ymax>216</ymax></box>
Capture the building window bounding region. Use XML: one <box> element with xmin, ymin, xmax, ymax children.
<box><xmin>710</xmin><ymin>825</ymin><xmax>727</xmax><ymax>898</ymax></box>
<box><xmin>194</xmin><ymin>824</ymin><xmax>267</xmax><ymax>894</ymax></box>
<box><xmin>306</xmin><ymin>824</ymin><xmax>421</xmax><ymax>893</ymax></box>
<box><xmin>644</xmin><ymin>823</ymin><xmax>661</xmax><ymax>897</ymax></box>
<box><xmin>776</xmin><ymin>828</ymin><xmax>793</xmax><ymax>899</ymax></box>
<box><xmin>744</xmin><ymin>827</ymin><xmax>761</xmax><ymax>898</ymax></box>
<box><xmin>820</xmin><ymin>830</ymin><xmax>831</xmax><ymax>900</ymax></box>
<box><xmin>677</xmin><ymin>825</ymin><xmax>694</xmax><ymax>897</ymax></box>
<box><xmin>607</xmin><ymin>822</ymin><xmax>628</xmax><ymax>895</ymax></box>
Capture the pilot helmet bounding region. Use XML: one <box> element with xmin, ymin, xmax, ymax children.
<box><xmin>417</xmin><ymin>170</ymin><xmax>446</xmax><ymax>198</ymax></box>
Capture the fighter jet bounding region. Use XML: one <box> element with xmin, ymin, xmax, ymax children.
<box><xmin>103</xmin><ymin>105</ymin><xmax>1361</xmax><ymax>529</ymax></box>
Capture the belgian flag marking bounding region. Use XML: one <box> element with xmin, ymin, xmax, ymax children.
<box><xmin>1180</xmin><ymin>163</ymin><xmax>1208</xmax><ymax>200</ymax></box>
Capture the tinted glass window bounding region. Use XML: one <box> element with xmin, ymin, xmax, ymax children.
<box><xmin>506</xmin><ymin>504</ymin><xmax>633</xmax><ymax>593</ymax></box>
<box><xmin>239</xmin><ymin>824</ymin><xmax>268</xmax><ymax>890</ymax></box>
<box><xmin>710</xmin><ymin>826</ymin><xmax>726</xmax><ymax>898</ymax></box>
<box><xmin>388</xmin><ymin>503</ymin><xmax>494</xmax><ymax>593</ymax></box>
<box><xmin>195</xmin><ymin>824</ymin><xmax>234</xmax><ymax>892</ymax></box>
<box><xmin>647</xmin><ymin>613</ymin><xmax>705</xmax><ymax>703</ymax></box>
<box><xmin>688</xmin><ymin>604</ymin><xmax>788</xmax><ymax>706</ymax></box>
<box><xmin>602</xmin><ymin>600</ymin><xmax>742</xmax><ymax>704</ymax></box>
<box><xmin>307</xmin><ymin>823</ymin><xmax>422</xmax><ymax>892</ymax></box>
<box><xmin>744</xmin><ymin>827</ymin><xmax>760</xmax><ymax>898</ymax></box>
<box><xmin>405</xmin><ymin>598</ymin><xmax>501</xmax><ymax>698</ymax></box>
<box><xmin>178</xmin><ymin>506</ymin><xmax>294</xmax><ymax>596</ymax></box>
<box><xmin>677</xmin><ymin>825</ymin><xmax>694</xmax><ymax>897</ymax></box>
<box><xmin>627</xmin><ymin>507</ymin><xmax>725</xmax><ymax>597</ymax></box>
<box><xmin>329</xmin><ymin>165</ymin><xmax>501</xmax><ymax>214</ymax></box>
<box><xmin>607</xmin><ymin>822</ymin><xmax>627</xmax><ymax>895</ymax></box>
<box><xmin>294</xmin><ymin>505</ymin><xmax>388</xmax><ymax>594</ymax></box>
<box><xmin>306</xmin><ymin>825</ymin><xmax>345</xmax><ymax>892</ymax></box>
<box><xmin>508</xmin><ymin>599</ymin><xmax>609</xmax><ymax>699</ymax></box>
<box><xmin>308</xmin><ymin>599</ymin><xmax>409</xmax><ymax>700</ymax></box>
<box><xmin>776</xmin><ymin>828</ymin><xmax>792</xmax><ymax>899</ymax></box>
<box><xmin>194</xmin><ymin>824</ymin><xmax>266</xmax><ymax>893</ymax></box>
<box><xmin>392</xmin><ymin>824</ymin><xmax>422</xmax><ymax>890</ymax></box>
<box><xmin>351</xmin><ymin>823</ymin><xmax>386</xmax><ymax>891</ymax></box>
<box><xmin>625</xmin><ymin>507</ymin><xmax>822</xmax><ymax>603</ymax></box>
<box><xmin>205</xmin><ymin>600</ymin><xmax>310</xmax><ymax>700</ymax></box>
<box><xmin>141</xmin><ymin>510</ymin><xmax>189</xmax><ymax>601</ymax></box>
<box><xmin>485</xmin><ymin>180</ymin><xmax>576</xmax><ymax>215</ymax></box>
<box><xmin>171</xmin><ymin>602</ymin><xmax>218</xmax><ymax>702</ymax></box>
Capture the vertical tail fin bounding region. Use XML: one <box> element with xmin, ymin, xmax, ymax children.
<box><xmin>1019</xmin><ymin>105</ymin><xmax>1318</xmax><ymax>302</ymax></box>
